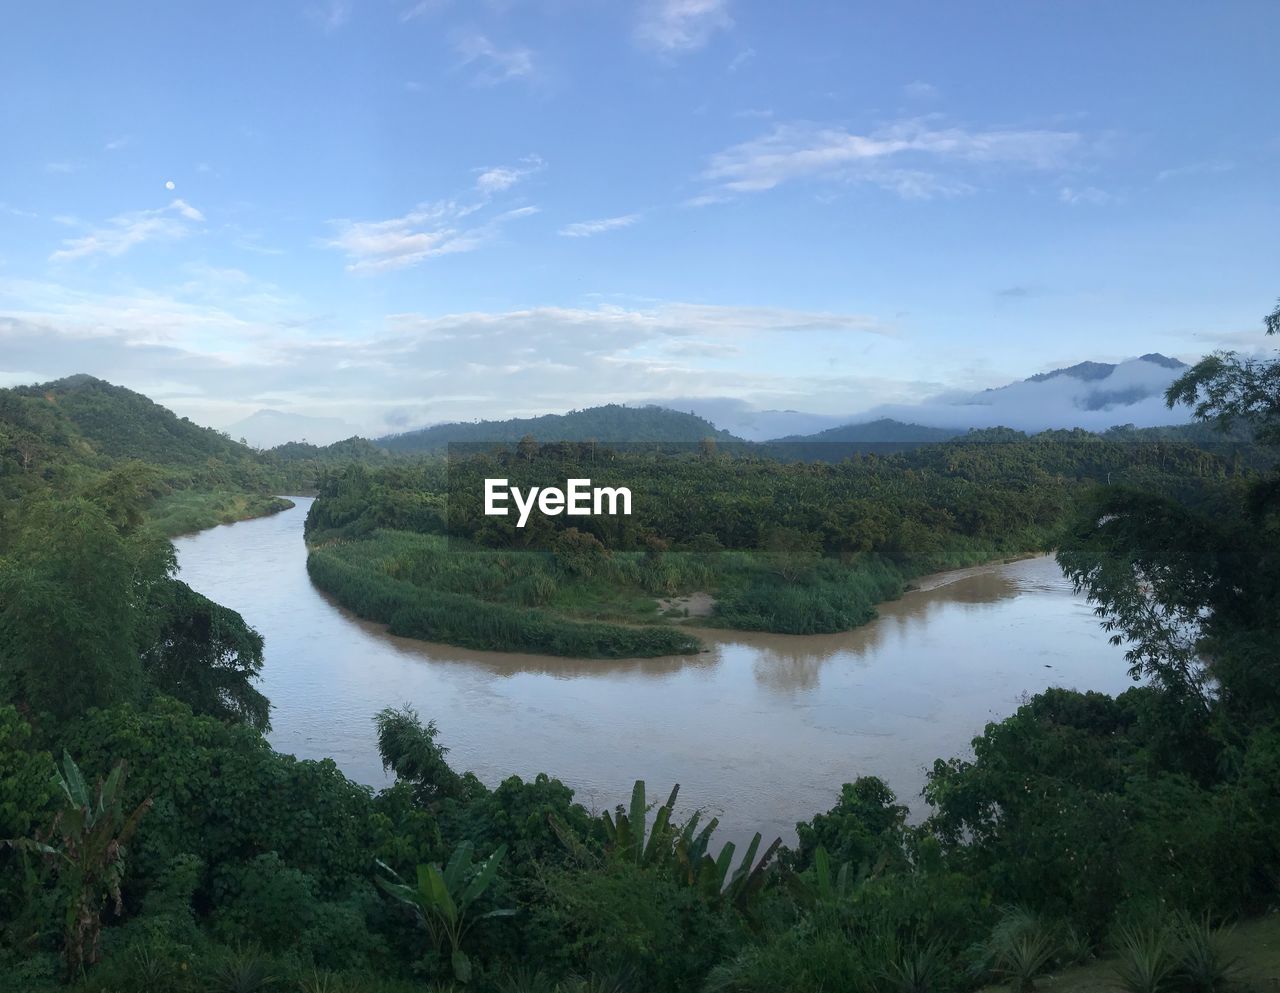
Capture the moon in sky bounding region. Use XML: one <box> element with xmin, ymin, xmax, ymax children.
<box><xmin>165</xmin><ymin>180</ymin><xmax>175</xmax><ymax>190</ymax></box>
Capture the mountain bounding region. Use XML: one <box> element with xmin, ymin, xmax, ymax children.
<box><xmin>226</xmin><ymin>409</ymin><xmax>362</xmax><ymax>449</ymax></box>
<box><xmin>816</xmin><ymin>353</ymin><xmax>1193</xmax><ymax>435</ymax></box>
<box><xmin>661</xmin><ymin>354</ymin><xmax>1194</xmax><ymax>441</ymax></box>
<box><xmin>644</xmin><ymin>397</ymin><xmax>851</xmax><ymax>441</ymax></box>
<box><xmin>379</xmin><ymin>403</ymin><xmax>741</xmax><ymax>453</ymax></box>
<box><xmin>0</xmin><ymin>375</ymin><xmax>296</xmax><ymax>529</ymax></box>
<box><xmin>769</xmin><ymin>418</ymin><xmax>963</xmax><ymax>445</ymax></box>
<box><xmin>2</xmin><ymin>374</ymin><xmax>255</xmax><ymax>470</ymax></box>
<box><xmin>761</xmin><ymin>418</ymin><xmax>964</xmax><ymax>460</ymax></box>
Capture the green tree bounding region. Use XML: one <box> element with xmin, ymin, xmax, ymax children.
<box><xmin>0</xmin><ymin>497</ymin><xmax>170</xmax><ymax>718</ymax></box>
<box><xmin>1058</xmin><ymin>298</ymin><xmax>1280</xmax><ymax>723</ymax></box>
<box><xmin>375</xmin><ymin>705</ymin><xmax>465</xmax><ymax>805</ymax></box>
<box><xmin>7</xmin><ymin>752</ymin><xmax>151</xmax><ymax>978</ymax></box>
<box><xmin>141</xmin><ymin>579</ymin><xmax>271</xmax><ymax>731</ymax></box>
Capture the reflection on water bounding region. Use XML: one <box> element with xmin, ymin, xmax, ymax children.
<box><xmin>173</xmin><ymin>498</ymin><xmax>1134</xmax><ymax>849</ymax></box>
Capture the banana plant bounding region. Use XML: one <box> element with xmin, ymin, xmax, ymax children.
<box><xmin>376</xmin><ymin>842</ymin><xmax>515</xmax><ymax>983</ymax></box>
<box><xmin>602</xmin><ymin>780</ymin><xmax>680</xmax><ymax>866</ymax></box>
<box><xmin>673</xmin><ymin>825</ymin><xmax>781</xmax><ymax>916</ymax></box>
<box><xmin>787</xmin><ymin>845</ymin><xmax>886</xmax><ymax>917</ymax></box>
<box><xmin>723</xmin><ymin>832</ymin><xmax>782</xmax><ymax>914</ymax></box>
<box><xmin>666</xmin><ymin>805</ymin><xmax>781</xmax><ymax>915</ymax></box>
<box><xmin>6</xmin><ymin>752</ymin><xmax>152</xmax><ymax>978</ymax></box>
<box><xmin>549</xmin><ymin>780</ymin><xmax>781</xmax><ymax>917</ymax></box>
<box><xmin>813</xmin><ymin>845</ymin><xmax>852</xmax><ymax>903</ymax></box>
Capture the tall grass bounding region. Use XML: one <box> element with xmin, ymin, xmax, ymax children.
<box><xmin>308</xmin><ymin>545</ymin><xmax>700</xmax><ymax>658</ymax></box>
<box><xmin>147</xmin><ymin>491</ymin><xmax>294</xmax><ymax>537</ymax></box>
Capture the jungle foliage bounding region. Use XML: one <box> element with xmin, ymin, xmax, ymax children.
<box><xmin>2</xmin><ymin>303</ymin><xmax>1280</xmax><ymax>991</ymax></box>
<box><xmin>304</xmin><ymin>426</ymin><xmax>1250</xmax><ymax>655</ymax></box>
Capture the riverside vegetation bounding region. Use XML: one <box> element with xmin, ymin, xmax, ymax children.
<box><xmin>1</xmin><ymin>301</ymin><xmax>1279</xmax><ymax>992</ymax></box>
<box><xmin>302</xmin><ymin>432</ymin><xmax>1253</xmax><ymax>656</ymax></box>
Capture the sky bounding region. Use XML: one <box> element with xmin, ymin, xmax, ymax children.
<box><xmin>2</xmin><ymin>0</ymin><xmax>1278</xmax><ymax>436</ymax></box>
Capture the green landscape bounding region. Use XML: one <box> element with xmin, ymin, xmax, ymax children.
<box><xmin>302</xmin><ymin>421</ymin><xmax>1260</xmax><ymax>657</ymax></box>
<box><xmin>0</xmin><ymin>303</ymin><xmax>1277</xmax><ymax>992</ymax></box>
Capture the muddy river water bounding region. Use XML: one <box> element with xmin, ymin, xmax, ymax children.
<box><xmin>173</xmin><ymin>497</ymin><xmax>1134</xmax><ymax>849</ymax></box>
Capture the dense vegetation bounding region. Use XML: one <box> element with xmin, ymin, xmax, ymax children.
<box><xmin>0</xmin><ymin>376</ymin><xmax>303</xmax><ymax>536</ymax></box>
<box><xmin>0</xmin><ymin>375</ymin><xmax>410</xmax><ymax>535</ymax></box>
<box><xmin>304</xmin><ymin>429</ymin><xmax>1250</xmax><ymax>655</ymax></box>
<box><xmin>379</xmin><ymin>404</ymin><xmax>740</xmax><ymax>453</ymax></box>
<box><xmin>1</xmin><ymin>302</ymin><xmax>1279</xmax><ymax>992</ymax></box>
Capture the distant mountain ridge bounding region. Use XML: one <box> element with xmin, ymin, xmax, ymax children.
<box><xmin>1025</xmin><ymin>353</ymin><xmax>1186</xmax><ymax>384</ymax></box>
<box><xmin>768</xmin><ymin>418</ymin><xmax>962</xmax><ymax>445</ymax></box>
<box><xmin>379</xmin><ymin>403</ymin><xmax>741</xmax><ymax>452</ymax></box>
<box><xmin>226</xmin><ymin>409</ymin><xmax>362</xmax><ymax>449</ymax></box>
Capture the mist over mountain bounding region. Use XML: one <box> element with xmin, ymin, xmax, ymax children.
<box><xmin>861</xmin><ymin>352</ymin><xmax>1191</xmax><ymax>433</ymax></box>
<box><xmin>226</xmin><ymin>409</ymin><xmax>362</xmax><ymax>449</ymax></box>
<box><xmin>670</xmin><ymin>354</ymin><xmax>1193</xmax><ymax>441</ymax></box>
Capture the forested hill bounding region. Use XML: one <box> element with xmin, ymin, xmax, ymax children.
<box><xmin>763</xmin><ymin>417</ymin><xmax>963</xmax><ymax>457</ymax></box>
<box><xmin>378</xmin><ymin>403</ymin><xmax>742</xmax><ymax>452</ymax></box>
<box><xmin>0</xmin><ymin>375</ymin><xmax>296</xmax><ymax>534</ymax></box>
<box><xmin>2</xmin><ymin>374</ymin><xmax>253</xmax><ymax>470</ymax></box>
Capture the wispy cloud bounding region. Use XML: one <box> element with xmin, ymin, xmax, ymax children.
<box><xmin>636</xmin><ymin>0</ymin><xmax>732</xmax><ymax>54</ymax></box>
<box><xmin>454</xmin><ymin>32</ymin><xmax>536</xmax><ymax>85</ymax></box>
<box><xmin>400</xmin><ymin>0</ymin><xmax>448</xmax><ymax>21</ymax></box>
<box><xmin>1058</xmin><ymin>185</ymin><xmax>1117</xmax><ymax>206</ymax></box>
<box><xmin>558</xmin><ymin>214</ymin><xmax>641</xmax><ymax>238</ymax></box>
<box><xmin>1155</xmin><ymin>160</ymin><xmax>1234</xmax><ymax>182</ymax></box>
<box><xmin>699</xmin><ymin>118</ymin><xmax>1083</xmax><ymax>199</ymax></box>
<box><xmin>0</xmin><ymin>284</ymin><xmax>896</xmax><ymax>432</ymax></box>
<box><xmin>45</xmin><ymin>162</ymin><xmax>78</xmax><ymax>175</ymax></box>
<box><xmin>311</xmin><ymin>0</ymin><xmax>351</xmax><ymax>31</ymax></box>
<box><xmin>104</xmin><ymin>136</ymin><xmax>130</xmax><ymax>152</ymax></box>
<box><xmin>903</xmin><ymin>80</ymin><xmax>939</xmax><ymax>100</ymax></box>
<box><xmin>728</xmin><ymin>47</ymin><xmax>755</xmax><ymax>71</ymax></box>
<box><xmin>325</xmin><ymin>201</ymin><xmax>537</xmax><ymax>274</ymax></box>
<box><xmin>474</xmin><ymin>155</ymin><xmax>544</xmax><ymax>194</ymax></box>
<box><xmin>49</xmin><ymin>200</ymin><xmax>205</xmax><ymax>263</ymax></box>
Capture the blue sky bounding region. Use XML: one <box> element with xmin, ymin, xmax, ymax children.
<box><xmin>1</xmin><ymin>0</ymin><xmax>1277</xmax><ymax>434</ymax></box>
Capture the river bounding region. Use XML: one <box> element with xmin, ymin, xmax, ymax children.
<box><xmin>173</xmin><ymin>497</ymin><xmax>1135</xmax><ymax>850</ymax></box>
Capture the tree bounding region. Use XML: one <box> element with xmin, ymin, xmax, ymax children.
<box><xmin>0</xmin><ymin>497</ymin><xmax>170</xmax><ymax>718</ymax></box>
<box><xmin>1165</xmin><ymin>299</ymin><xmax>1280</xmax><ymax>442</ymax></box>
<box><xmin>1058</xmin><ymin>298</ymin><xmax>1280</xmax><ymax>723</ymax></box>
<box><xmin>6</xmin><ymin>752</ymin><xmax>151</xmax><ymax>978</ymax></box>
<box><xmin>375</xmin><ymin>705</ymin><xmax>464</xmax><ymax>805</ymax></box>
<box><xmin>141</xmin><ymin>579</ymin><xmax>271</xmax><ymax>731</ymax></box>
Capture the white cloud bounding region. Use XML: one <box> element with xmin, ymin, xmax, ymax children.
<box><xmin>104</xmin><ymin>136</ymin><xmax>130</xmax><ymax>151</ymax></box>
<box><xmin>1058</xmin><ymin>185</ymin><xmax>1117</xmax><ymax>206</ymax></box>
<box><xmin>454</xmin><ymin>32</ymin><xmax>536</xmax><ymax>85</ymax></box>
<box><xmin>49</xmin><ymin>199</ymin><xmax>206</xmax><ymax>263</ymax></box>
<box><xmin>45</xmin><ymin>162</ymin><xmax>78</xmax><ymax>175</ymax></box>
<box><xmin>0</xmin><ymin>283</ymin><xmax>896</xmax><ymax>432</ymax></box>
<box><xmin>474</xmin><ymin>154</ymin><xmax>544</xmax><ymax>194</ymax></box>
<box><xmin>1155</xmin><ymin>160</ymin><xmax>1234</xmax><ymax>182</ymax></box>
<box><xmin>701</xmin><ymin>118</ymin><xmax>1083</xmax><ymax>198</ymax></box>
<box><xmin>324</xmin><ymin>199</ymin><xmax>537</xmax><ymax>273</ymax></box>
<box><xmin>728</xmin><ymin>47</ymin><xmax>755</xmax><ymax>71</ymax></box>
<box><xmin>400</xmin><ymin>0</ymin><xmax>448</xmax><ymax>21</ymax></box>
<box><xmin>311</xmin><ymin>0</ymin><xmax>350</xmax><ymax>30</ymax></box>
<box><xmin>558</xmin><ymin>214</ymin><xmax>641</xmax><ymax>238</ymax></box>
<box><xmin>636</xmin><ymin>0</ymin><xmax>732</xmax><ymax>54</ymax></box>
<box><xmin>903</xmin><ymin>81</ymin><xmax>939</xmax><ymax>100</ymax></box>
